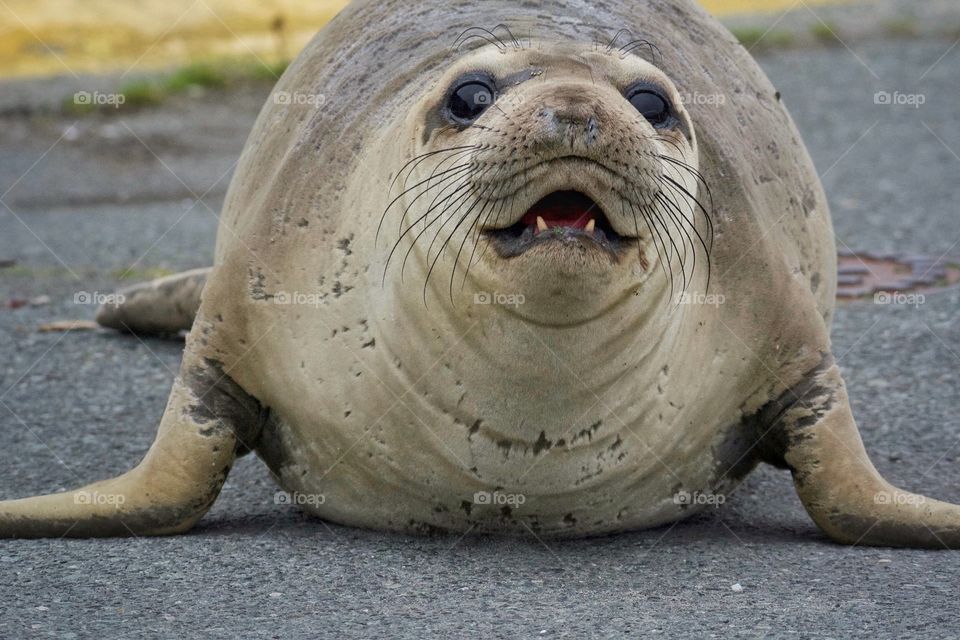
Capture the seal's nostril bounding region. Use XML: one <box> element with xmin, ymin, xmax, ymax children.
<box><xmin>545</xmin><ymin>108</ymin><xmax>600</xmax><ymax>146</ymax></box>
<box><xmin>586</xmin><ymin>117</ymin><xmax>599</xmax><ymax>144</ymax></box>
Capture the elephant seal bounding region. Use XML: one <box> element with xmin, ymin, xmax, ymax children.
<box><xmin>3</xmin><ymin>0</ymin><xmax>960</xmax><ymax>548</ymax></box>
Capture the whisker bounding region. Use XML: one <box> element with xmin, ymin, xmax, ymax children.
<box><xmin>398</xmin><ymin>177</ymin><xmax>480</xmax><ymax>274</ymax></box>
<box><xmin>630</xmin><ymin>196</ymin><xmax>673</xmax><ymax>299</ymax></box>
<box><xmin>659</xmin><ymin>174</ymin><xmax>711</xmax><ymax>235</ymax></box>
<box><xmin>468</xmin><ymin>179</ymin><xmax>516</xmax><ymax>275</ymax></box>
<box><xmin>605</xmin><ymin>29</ymin><xmax>634</xmax><ymax>54</ymax></box>
<box><xmin>651</xmin><ymin>134</ymin><xmax>686</xmax><ymax>157</ymax></box>
<box><xmin>624</xmin><ymin>197</ymin><xmax>645</xmax><ymax>265</ymax></box>
<box><xmin>654</xmin><ymin>191</ymin><xmax>696</xmax><ymax>290</ymax></box>
<box><xmin>459</xmin><ymin>192</ymin><xmax>509</xmax><ymax>291</ymax></box>
<box><xmin>377</xmin><ymin>162</ymin><xmax>473</xmax><ymax>245</ymax></box>
<box><xmin>396</xmin><ymin>163</ymin><xmax>500</xmax><ymax>282</ymax></box>
<box><xmin>454</xmin><ymin>27</ymin><xmax>508</xmax><ymax>52</ymax></box>
<box><xmin>640</xmin><ymin>188</ymin><xmax>681</xmax><ymax>281</ymax></box>
<box><xmin>649</xmin><ymin>198</ymin><xmax>689</xmax><ymax>294</ymax></box>
<box><xmin>399</xmin><ymin>148</ymin><xmax>480</xmax><ymax>235</ymax></box>
<box><xmin>619</xmin><ymin>39</ymin><xmax>662</xmax><ymax>62</ymax></box>
<box><xmin>490</xmin><ymin>24</ymin><xmax>523</xmax><ymax>50</ymax></box>
<box><xmin>659</xmin><ymin>171</ymin><xmax>714</xmax><ymax>251</ymax></box>
<box><xmin>425</xmin><ymin>183</ymin><xmax>486</xmax><ymax>265</ymax></box>
<box><xmin>424</xmin><ymin>163</ymin><xmax>509</xmax><ymax>289</ymax></box>
<box><xmin>451</xmin><ymin>168</ymin><xmax>512</xmax><ymax>298</ymax></box>
<box><xmin>653</xmin><ymin>154</ymin><xmax>715</xmax><ymax>249</ymax></box>
<box><xmin>432</xmin><ymin>193</ymin><xmax>492</xmax><ymax>304</ymax></box>
<box><xmin>402</xmin><ymin>145</ymin><xmax>478</xmax><ymax>193</ymax></box>
<box><xmin>390</xmin><ymin>145</ymin><xmax>478</xmax><ymax>191</ymax></box>
<box><xmin>383</xmin><ymin>173</ymin><xmax>476</xmax><ymax>284</ymax></box>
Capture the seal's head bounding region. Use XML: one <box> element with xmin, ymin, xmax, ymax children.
<box><xmin>382</xmin><ymin>34</ymin><xmax>709</xmax><ymax>322</ymax></box>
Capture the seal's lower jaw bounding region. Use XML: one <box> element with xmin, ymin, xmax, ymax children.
<box><xmin>486</xmin><ymin>191</ymin><xmax>631</xmax><ymax>261</ymax></box>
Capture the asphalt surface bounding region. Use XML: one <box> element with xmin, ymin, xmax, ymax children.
<box><xmin>2</xmin><ymin>34</ymin><xmax>960</xmax><ymax>640</ymax></box>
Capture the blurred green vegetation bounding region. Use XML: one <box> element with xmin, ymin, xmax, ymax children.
<box><xmin>64</xmin><ymin>58</ymin><xmax>291</xmax><ymax>114</ymax></box>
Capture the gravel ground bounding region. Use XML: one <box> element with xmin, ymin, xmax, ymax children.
<box><xmin>1</xmin><ymin>27</ymin><xmax>960</xmax><ymax>640</ymax></box>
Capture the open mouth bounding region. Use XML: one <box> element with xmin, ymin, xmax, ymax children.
<box><xmin>487</xmin><ymin>191</ymin><xmax>628</xmax><ymax>258</ymax></box>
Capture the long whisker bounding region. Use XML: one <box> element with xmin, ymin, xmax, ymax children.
<box><xmin>653</xmin><ymin>153</ymin><xmax>715</xmax><ymax>254</ymax></box>
<box><xmin>624</xmin><ymin>197</ymin><xmax>645</xmax><ymax>265</ymax></box>
<box><xmin>648</xmin><ymin>194</ymin><xmax>689</xmax><ymax>293</ymax></box>
<box><xmin>390</xmin><ymin>145</ymin><xmax>478</xmax><ymax>191</ymax></box>
<box><xmin>399</xmin><ymin>148</ymin><xmax>480</xmax><ymax>236</ymax></box>
<box><xmin>423</xmin><ymin>162</ymin><xmax>509</xmax><ymax>294</ymax></box>
<box><xmin>490</xmin><ymin>24</ymin><xmax>523</xmax><ymax>50</ymax></box>
<box><xmin>619</xmin><ymin>39</ymin><xmax>662</xmax><ymax>62</ymax></box>
<box><xmin>377</xmin><ymin>163</ymin><xmax>473</xmax><ymax>245</ymax></box>
<box><xmin>630</xmin><ymin>197</ymin><xmax>673</xmax><ymax>299</ymax></box>
<box><xmin>396</xmin><ymin>178</ymin><xmax>479</xmax><ymax>280</ymax></box>
<box><xmin>644</xmin><ymin>204</ymin><xmax>676</xmax><ymax>298</ymax></box>
<box><xmin>382</xmin><ymin>171</ymin><xmax>478</xmax><ymax>284</ymax></box>
<box><xmin>654</xmin><ymin>191</ymin><xmax>696</xmax><ymax>290</ymax></box>
<box><xmin>651</xmin><ymin>134</ymin><xmax>686</xmax><ymax>158</ymax></box>
<box><xmin>658</xmin><ymin>176</ymin><xmax>714</xmax><ymax>272</ymax></box>
<box><xmin>449</xmin><ymin>165</ymin><xmax>513</xmax><ymax>299</ymax></box>
<box><xmin>605</xmin><ymin>29</ymin><xmax>634</xmax><ymax>54</ymax></box>
<box><xmin>638</xmin><ymin>186</ymin><xmax>680</xmax><ymax>283</ymax></box>
<box><xmin>397</xmin><ymin>163</ymin><xmax>500</xmax><ymax>282</ymax></box>
<box><xmin>429</xmin><ymin>193</ymin><xmax>489</xmax><ymax>304</ymax></box>
<box><xmin>425</xmin><ymin>182</ymin><xmax>486</xmax><ymax>265</ymax></box>
<box><xmin>658</xmin><ymin>184</ymin><xmax>710</xmax><ymax>282</ymax></box>
<box><xmin>454</xmin><ymin>27</ymin><xmax>508</xmax><ymax>52</ymax></box>
<box><xmin>403</xmin><ymin>145</ymin><xmax>478</xmax><ymax>193</ymax></box>
<box><xmin>378</xmin><ymin>145</ymin><xmax>480</xmax><ymax>242</ymax></box>
<box><xmin>657</xmin><ymin>153</ymin><xmax>714</xmax><ymax>212</ymax></box>
<box><xmin>468</xmin><ymin>180</ymin><xmax>516</xmax><ymax>277</ymax></box>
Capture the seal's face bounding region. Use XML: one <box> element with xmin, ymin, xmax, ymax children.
<box><xmin>385</xmin><ymin>41</ymin><xmax>706</xmax><ymax>320</ymax></box>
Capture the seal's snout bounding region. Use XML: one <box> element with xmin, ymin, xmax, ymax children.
<box><xmin>535</xmin><ymin>89</ymin><xmax>602</xmax><ymax>149</ymax></box>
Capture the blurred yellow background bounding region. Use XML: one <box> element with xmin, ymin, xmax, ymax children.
<box><xmin>0</xmin><ymin>0</ymin><xmax>853</xmax><ymax>78</ymax></box>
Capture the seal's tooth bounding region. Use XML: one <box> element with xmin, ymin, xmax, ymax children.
<box><xmin>536</xmin><ymin>216</ymin><xmax>548</xmax><ymax>233</ymax></box>
<box><xmin>585</xmin><ymin>219</ymin><xmax>596</xmax><ymax>233</ymax></box>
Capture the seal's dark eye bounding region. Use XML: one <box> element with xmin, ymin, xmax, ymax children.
<box><xmin>447</xmin><ymin>80</ymin><xmax>495</xmax><ymax>123</ymax></box>
<box><xmin>628</xmin><ymin>89</ymin><xmax>671</xmax><ymax>126</ymax></box>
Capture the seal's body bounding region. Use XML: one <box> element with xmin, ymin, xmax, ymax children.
<box><xmin>3</xmin><ymin>0</ymin><xmax>959</xmax><ymax>547</ymax></box>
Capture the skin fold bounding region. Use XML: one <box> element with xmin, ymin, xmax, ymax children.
<box><xmin>1</xmin><ymin>0</ymin><xmax>958</xmax><ymax>547</ymax></box>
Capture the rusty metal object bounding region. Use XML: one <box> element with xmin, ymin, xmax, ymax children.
<box><xmin>836</xmin><ymin>251</ymin><xmax>960</xmax><ymax>300</ymax></box>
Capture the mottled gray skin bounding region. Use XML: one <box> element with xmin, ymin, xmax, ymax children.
<box><xmin>2</xmin><ymin>0</ymin><xmax>960</xmax><ymax>547</ymax></box>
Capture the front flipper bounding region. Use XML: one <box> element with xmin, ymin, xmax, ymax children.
<box><xmin>0</xmin><ymin>344</ymin><xmax>263</xmax><ymax>538</ymax></box>
<box><xmin>97</xmin><ymin>267</ymin><xmax>211</xmax><ymax>335</ymax></box>
<box><xmin>759</xmin><ymin>354</ymin><xmax>960</xmax><ymax>549</ymax></box>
